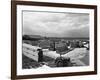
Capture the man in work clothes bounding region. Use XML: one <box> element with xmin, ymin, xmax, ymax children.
<box><xmin>37</xmin><ymin>49</ymin><xmax>43</xmax><ymax>62</ymax></box>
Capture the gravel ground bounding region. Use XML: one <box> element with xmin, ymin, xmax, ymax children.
<box><xmin>22</xmin><ymin>47</ymin><xmax>89</xmax><ymax>69</ymax></box>
<box><xmin>22</xmin><ymin>54</ymin><xmax>40</xmax><ymax>69</ymax></box>
<box><xmin>79</xmin><ymin>50</ymin><xmax>89</xmax><ymax>65</ymax></box>
<box><xmin>22</xmin><ymin>54</ymin><xmax>75</xmax><ymax>69</ymax></box>
<box><xmin>22</xmin><ymin>54</ymin><xmax>56</xmax><ymax>69</ymax></box>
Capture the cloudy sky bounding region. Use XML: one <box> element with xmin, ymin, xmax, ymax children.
<box><xmin>23</xmin><ymin>11</ymin><xmax>89</xmax><ymax>38</ymax></box>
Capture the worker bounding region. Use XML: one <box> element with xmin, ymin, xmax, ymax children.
<box><xmin>37</xmin><ymin>49</ymin><xmax>43</xmax><ymax>62</ymax></box>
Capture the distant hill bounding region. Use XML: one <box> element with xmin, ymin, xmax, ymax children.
<box><xmin>23</xmin><ymin>35</ymin><xmax>89</xmax><ymax>41</ymax></box>
<box><xmin>45</xmin><ymin>37</ymin><xmax>89</xmax><ymax>40</ymax></box>
<box><xmin>28</xmin><ymin>35</ymin><xmax>42</xmax><ymax>38</ymax></box>
<box><xmin>23</xmin><ymin>35</ymin><xmax>43</xmax><ymax>40</ymax></box>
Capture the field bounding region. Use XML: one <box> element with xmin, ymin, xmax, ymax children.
<box><xmin>22</xmin><ymin>36</ymin><xmax>89</xmax><ymax>69</ymax></box>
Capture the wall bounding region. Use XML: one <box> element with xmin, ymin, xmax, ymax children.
<box><xmin>0</xmin><ymin>0</ymin><xmax>99</xmax><ymax>80</ymax></box>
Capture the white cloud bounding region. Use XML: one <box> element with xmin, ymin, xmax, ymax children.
<box><xmin>23</xmin><ymin>11</ymin><xmax>89</xmax><ymax>37</ymax></box>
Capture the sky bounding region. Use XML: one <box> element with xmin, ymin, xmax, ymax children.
<box><xmin>23</xmin><ymin>11</ymin><xmax>89</xmax><ymax>38</ymax></box>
